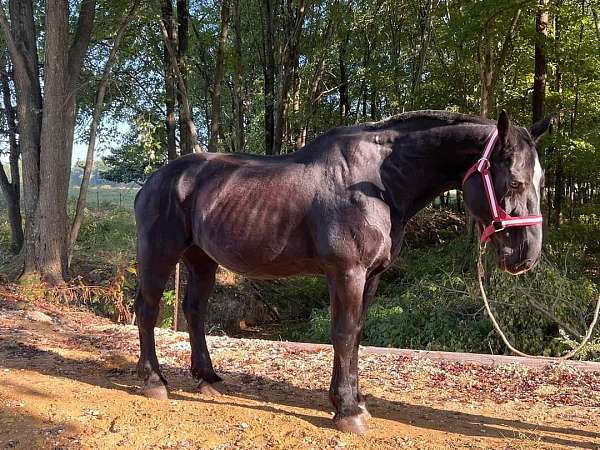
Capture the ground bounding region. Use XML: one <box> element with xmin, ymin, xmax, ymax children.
<box><xmin>1</xmin><ymin>295</ymin><xmax>599</xmax><ymax>450</ymax></box>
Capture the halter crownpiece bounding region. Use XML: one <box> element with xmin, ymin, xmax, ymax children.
<box><xmin>462</xmin><ymin>128</ymin><xmax>543</xmax><ymax>243</ymax></box>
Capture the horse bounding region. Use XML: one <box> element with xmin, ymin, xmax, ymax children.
<box><xmin>133</xmin><ymin>110</ymin><xmax>551</xmax><ymax>434</ymax></box>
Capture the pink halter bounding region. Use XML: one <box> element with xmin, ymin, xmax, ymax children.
<box><xmin>462</xmin><ymin>129</ymin><xmax>543</xmax><ymax>243</ymax></box>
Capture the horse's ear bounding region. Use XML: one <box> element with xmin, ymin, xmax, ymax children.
<box><xmin>530</xmin><ymin>115</ymin><xmax>554</xmax><ymax>143</ymax></box>
<box><xmin>497</xmin><ymin>110</ymin><xmax>512</xmax><ymax>144</ymax></box>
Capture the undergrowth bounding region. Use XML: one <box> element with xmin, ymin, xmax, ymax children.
<box><xmin>1</xmin><ymin>204</ymin><xmax>599</xmax><ymax>360</ymax></box>
<box><xmin>296</xmin><ymin>230</ymin><xmax>600</xmax><ymax>360</ymax></box>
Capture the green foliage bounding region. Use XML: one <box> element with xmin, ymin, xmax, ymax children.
<box><xmin>101</xmin><ymin>117</ymin><xmax>167</xmax><ymax>184</ymax></box>
<box><xmin>160</xmin><ymin>290</ymin><xmax>176</xmax><ymax>329</ymax></box>
<box><xmin>297</xmin><ymin>233</ymin><xmax>600</xmax><ymax>360</ymax></box>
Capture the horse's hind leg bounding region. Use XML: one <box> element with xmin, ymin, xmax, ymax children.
<box><xmin>135</xmin><ymin>243</ymin><xmax>182</xmax><ymax>400</ymax></box>
<box><xmin>181</xmin><ymin>247</ymin><xmax>221</xmax><ymax>393</ymax></box>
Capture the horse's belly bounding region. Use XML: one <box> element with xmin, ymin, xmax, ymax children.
<box><xmin>193</xmin><ymin>190</ymin><xmax>319</xmax><ymax>278</ymax></box>
<box><xmin>198</xmin><ymin>229</ymin><xmax>321</xmax><ymax>278</ymax></box>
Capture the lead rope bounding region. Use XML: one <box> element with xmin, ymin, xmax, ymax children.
<box><xmin>477</xmin><ymin>244</ymin><xmax>600</xmax><ymax>360</ymax></box>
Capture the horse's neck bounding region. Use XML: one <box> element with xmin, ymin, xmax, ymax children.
<box><xmin>380</xmin><ymin>123</ymin><xmax>493</xmax><ymax>222</ymax></box>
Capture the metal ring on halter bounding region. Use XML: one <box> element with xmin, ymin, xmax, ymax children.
<box><xmin>492</xmin><ymin>220</ymin><xmax>505</xmax><ymax>232</ymax></box>
<box><xmin>476</xmin><ymin>158</ymin><xmax>490</xmax><ymax>172</ymax></box>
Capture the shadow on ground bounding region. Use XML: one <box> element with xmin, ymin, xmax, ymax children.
<box><xmin>1</xmin><ymin>339</ymin><xmax>599</xmax><ymax>449</ymax></box>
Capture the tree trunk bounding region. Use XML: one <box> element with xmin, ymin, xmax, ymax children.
<box><xmin>262</xmin><ymin>0</ymin><xmax>275</xmax><ymax>155</ymax></box>
<box><xmin>532</xmin><ymin>1</ymin><xmax>548</xmax><ymax>126</ymax></box>
<box><xmin>160</xmin><ymin>17</ymin><xmax>202</xmax><ymax>153</ymax></box>
<box><xmin>36</xmin><ymin>0</ymin><xmax>96</xmax><ymax>284</ymax></box>
<box><xmin>177</xmin><ymin>0</ymin><xmax>191</xmax><ymax>155</ymax></box>
<box><xmin>593</xmin><ymin>9</ymin><xmax>600</xmax><ymax>50</ymax></box>
<box><xmin>339</xmin><ymin>32</ymin><xmax>349</xmax><ymax>124</ymax></box>
<box><xmin>550</xmin><ymin>8</ymin><xmax>564</xmax><ymax>227</ymax></box>
<box><xmin>0</xmin><ymin>0</ymin><xmax>43</xmax><ymax>277</ymax></box>
<box><xmin>232</xmin><ymin>0</ymin><xmax>245</xmax><ymax>152</ymax></box>
<box><xmin>409</xmin><ymin>0</ymin><xmax>433</xmax><ymax>109</ymax></box>
<box><xmin>298</xmin><ymin>11</ymin><xmax>334</xmax><ymax>148</ymax></box>
<box><xmin>0</xmin><ymin>53</ymin><xmax>23</xmax><ymax>254</ymax></box>
<box><xmin>273</xmin><ymin>0</ymin><xmax>305</xmax><ymax>155</ymax></box>
<box><xmin>208</xmin><ymin>0</ymin><xmax>231</xmax><ymax>153</ymax></box>
<box><xmin>69</xmin><ymin>0</ymin><xmax>140</xmax><ymax>263</ymax></box>
<box><xmin>161</xmin><ymin>0</ymin><xmax>177</xmax><ymax>161</ymax></box>
<box><xmin>478</xmin><ymin>8</ymin><xmax>521</xmax><ymax>118</ymax></box>
<box><xmin>478</xmin><ymin>35</ymin><xmax>494</xmax><ymax>118</ymax></box>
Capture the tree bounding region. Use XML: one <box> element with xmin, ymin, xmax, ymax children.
<box><xmin>477</xmin><ymin>6</ymin><xmax>522</xmax><ymax>118</ymax></box>
<box><xmin>0</xmin><ymin>0</ymin><xmax>97</xmax><ymax>284</ymax></box>
<box><xmin>533</xmin><ymin>0</ymin><xmax>549</xmax><ymax>126</ymax></box>
<box><xmin>232</xmin><ymin>0</ymin><xmax>245</xmax><ymax>152</ymax></box>
<box><xmin>208</xmin><ymin>0</ymin><xmax>232</xmax><ymax>153</ymax></box>
<box><xmin>0</xmin><ymin>50</ymin><xmax>22</xmax><ymax>254</ymax></box>
<box><xmin>69</xmin><ymin>0</ymin><xmax>142</xmax><ymax>262</ymax></box>
<box><xmin>261</xmin><ymin>0</ymin><xmax>276</xmax><ymax>154</ymax></box>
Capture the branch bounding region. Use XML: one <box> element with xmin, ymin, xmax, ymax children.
<box><xmin>593</xmin><ymin>9</ymin><xmax>600</xmax><ymax>51</ymax></box>
<box><xmin>69</xmin><ymin>0</ymin><xmax>142</xmax><ymax>258</ymax></box>
<box><xmin>484</xmin><ymin>6</ymin><xmax>522</xmax><ymax>96</ymax></box>
<box><xmin>0</xmin><ymin>6</ymin><xmax>28</xmax><ymax>86</ymax></box>
<box><xmin>159</xmin><ymin>17</ymin><xmax>202</xmax><ymax>152</ymax></box>
<box><xmin>68</xmin><ymin>0</ymin><xmax>97</xmax><ymax>81</ymax></box>
<box><xmin>497</xmin><ymin>8</ymin><xmax>522</xmax><ymax>70</ymax></box>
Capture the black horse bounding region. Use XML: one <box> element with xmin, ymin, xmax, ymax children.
<box><xmin>133</xmin><ymin>110</ymin><xmax>550</xmax><ymax>434</ymax></box>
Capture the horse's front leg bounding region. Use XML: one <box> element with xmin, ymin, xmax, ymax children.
<box><xmin>355</xmin><ymin>274</ymin><xmax>380</xmax><ymax>419</ymax></box>
<box><xmin>327</xmin><ymin>267</ymin><xmax>370</xmax><ymax>434</ymax></box>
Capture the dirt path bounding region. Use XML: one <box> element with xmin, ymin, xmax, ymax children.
<box><xmin>1</xmin><ymin>297</ymin><xmax>599</xmax><ymax>450</ymax></box>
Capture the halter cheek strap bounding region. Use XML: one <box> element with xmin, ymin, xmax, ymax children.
<box><xmin>462</xmin><ymin>128</ymin><xmax>543</xmax><ymax>243</ymax></box>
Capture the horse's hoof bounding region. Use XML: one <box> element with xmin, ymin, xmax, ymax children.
<box><xmin>198</xmin><ymin>380</ymin><xmax>222</xmax><ymax>396</ymax></box>
<box><xmin>333</xmin><ymin>412</ymin><xmax>369</xmax><ymax>434</ymax></box>
<box><xmin>358</xmin><ymin>402</ymin><xmax>371</xmax><ymax>420</ymax></box>
<box><xmin>140</xmin><ymin>381</ymin><xmax>168</xmax><ymax>400</ymax></box>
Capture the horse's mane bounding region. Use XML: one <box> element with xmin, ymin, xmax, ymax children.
<box><xmin>359</xmin><ymin>110</ymin><xmax>494</xmax><ymax>131</ymax></box>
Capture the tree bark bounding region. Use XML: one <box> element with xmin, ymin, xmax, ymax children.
<box><xmin>36</xmin><ymin>0</ymin><xmax>97</xmax><ymax>284</ymax></box>
<box><xmin>232</xmin><ymin>0</ymin><xmax>245</xmax><ymax>152</ymax></box>
<box><xmin>69</xmin><ymin>0</ymin><xmax>140</xmax><ymax>263</ymax></box>
<box><xmin>261</xmin><ymin>0</ymin><xmax>275</xmax><ymax>155</ymax></box>
<box><xmin>478</xmin><ymin>8</ymin><xmax>521</xmax><ymax>118</ymax></box>
<box><xmin>409</xmin><ymin>0</ymin><xmax>433</xmax><ymax>109</ymax></box>
<box><xmin>593</xmin><ymin>9</ymin><xmax>600</xmax><ymax>49</ymax></box>
<box><xmin>161</xmin><ymin>0</ymin><xmax>177</xmax><ymax>161</ymax></box>
<box><xmin>208</xmin><ymin>0</ymin><xmax>231</xmax><ymax>153</ymax></box>
<box><xmin>339</xmin><ymin>32</ymin><xmax>350</xmax><ymax>124</ymax></box>
<box><xmin>0</xmin><ymin>52</ymin><xmax>23</xmax><ymax>254</ymax></box>
<box><xmin>273</xmin><ymin>0</ymin><xmax>305</xmax><ymax>154</ymax></box>
<box><xmin>551</xmin><ymin>7</ymin><xmax>564</xmax><ymax>227</ymax></box>
<box><xmin>177</xmin><ymin>0</ymin><xmax>191</xmax><ymax>155</ymax></box>
<box><xmin>0</xmin><ymin>0</ymin><xmax>43</xmax><ymax>276</ymax></box>
<box><xmin>160</xmin><ymin>18</ymin><xmax>202</xmax><ymax>153</ymax></box>
<box><xmin>0</xmin><ymin>0</ymin><xmax>95</xmax><ymax>283</ymax></box>
<box><xmin>532</xmin><ymin>0</ymin><xmax>548</xmax><ymax>125</ymax></box>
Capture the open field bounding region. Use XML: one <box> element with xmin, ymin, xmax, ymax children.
<box><xmin>68</xmin><ymin>187</ymin><xmax>139</xmax><ymax>210</ymax></box>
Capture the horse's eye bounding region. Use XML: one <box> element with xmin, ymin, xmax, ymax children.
<box><xmin>510</xmin><ymin>180</ymin><xmax>522</xmax><ymax>190</ymax></box>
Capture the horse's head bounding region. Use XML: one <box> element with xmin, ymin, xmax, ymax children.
<box><xmin>463</xmin><ymin>111</ymin><xmax>552</xmax><ymax>275</ymax></box>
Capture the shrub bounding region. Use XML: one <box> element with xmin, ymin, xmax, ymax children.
<box><xmin>297</xmin><ymin>235</ymin><xmax>600</xmax><ymax>360</ymax></box>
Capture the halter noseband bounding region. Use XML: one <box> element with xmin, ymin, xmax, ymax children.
<box><xmin>462</xmin><ymin>128</ymin><xmax>543</xmax><ymax>243</ymax></box>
